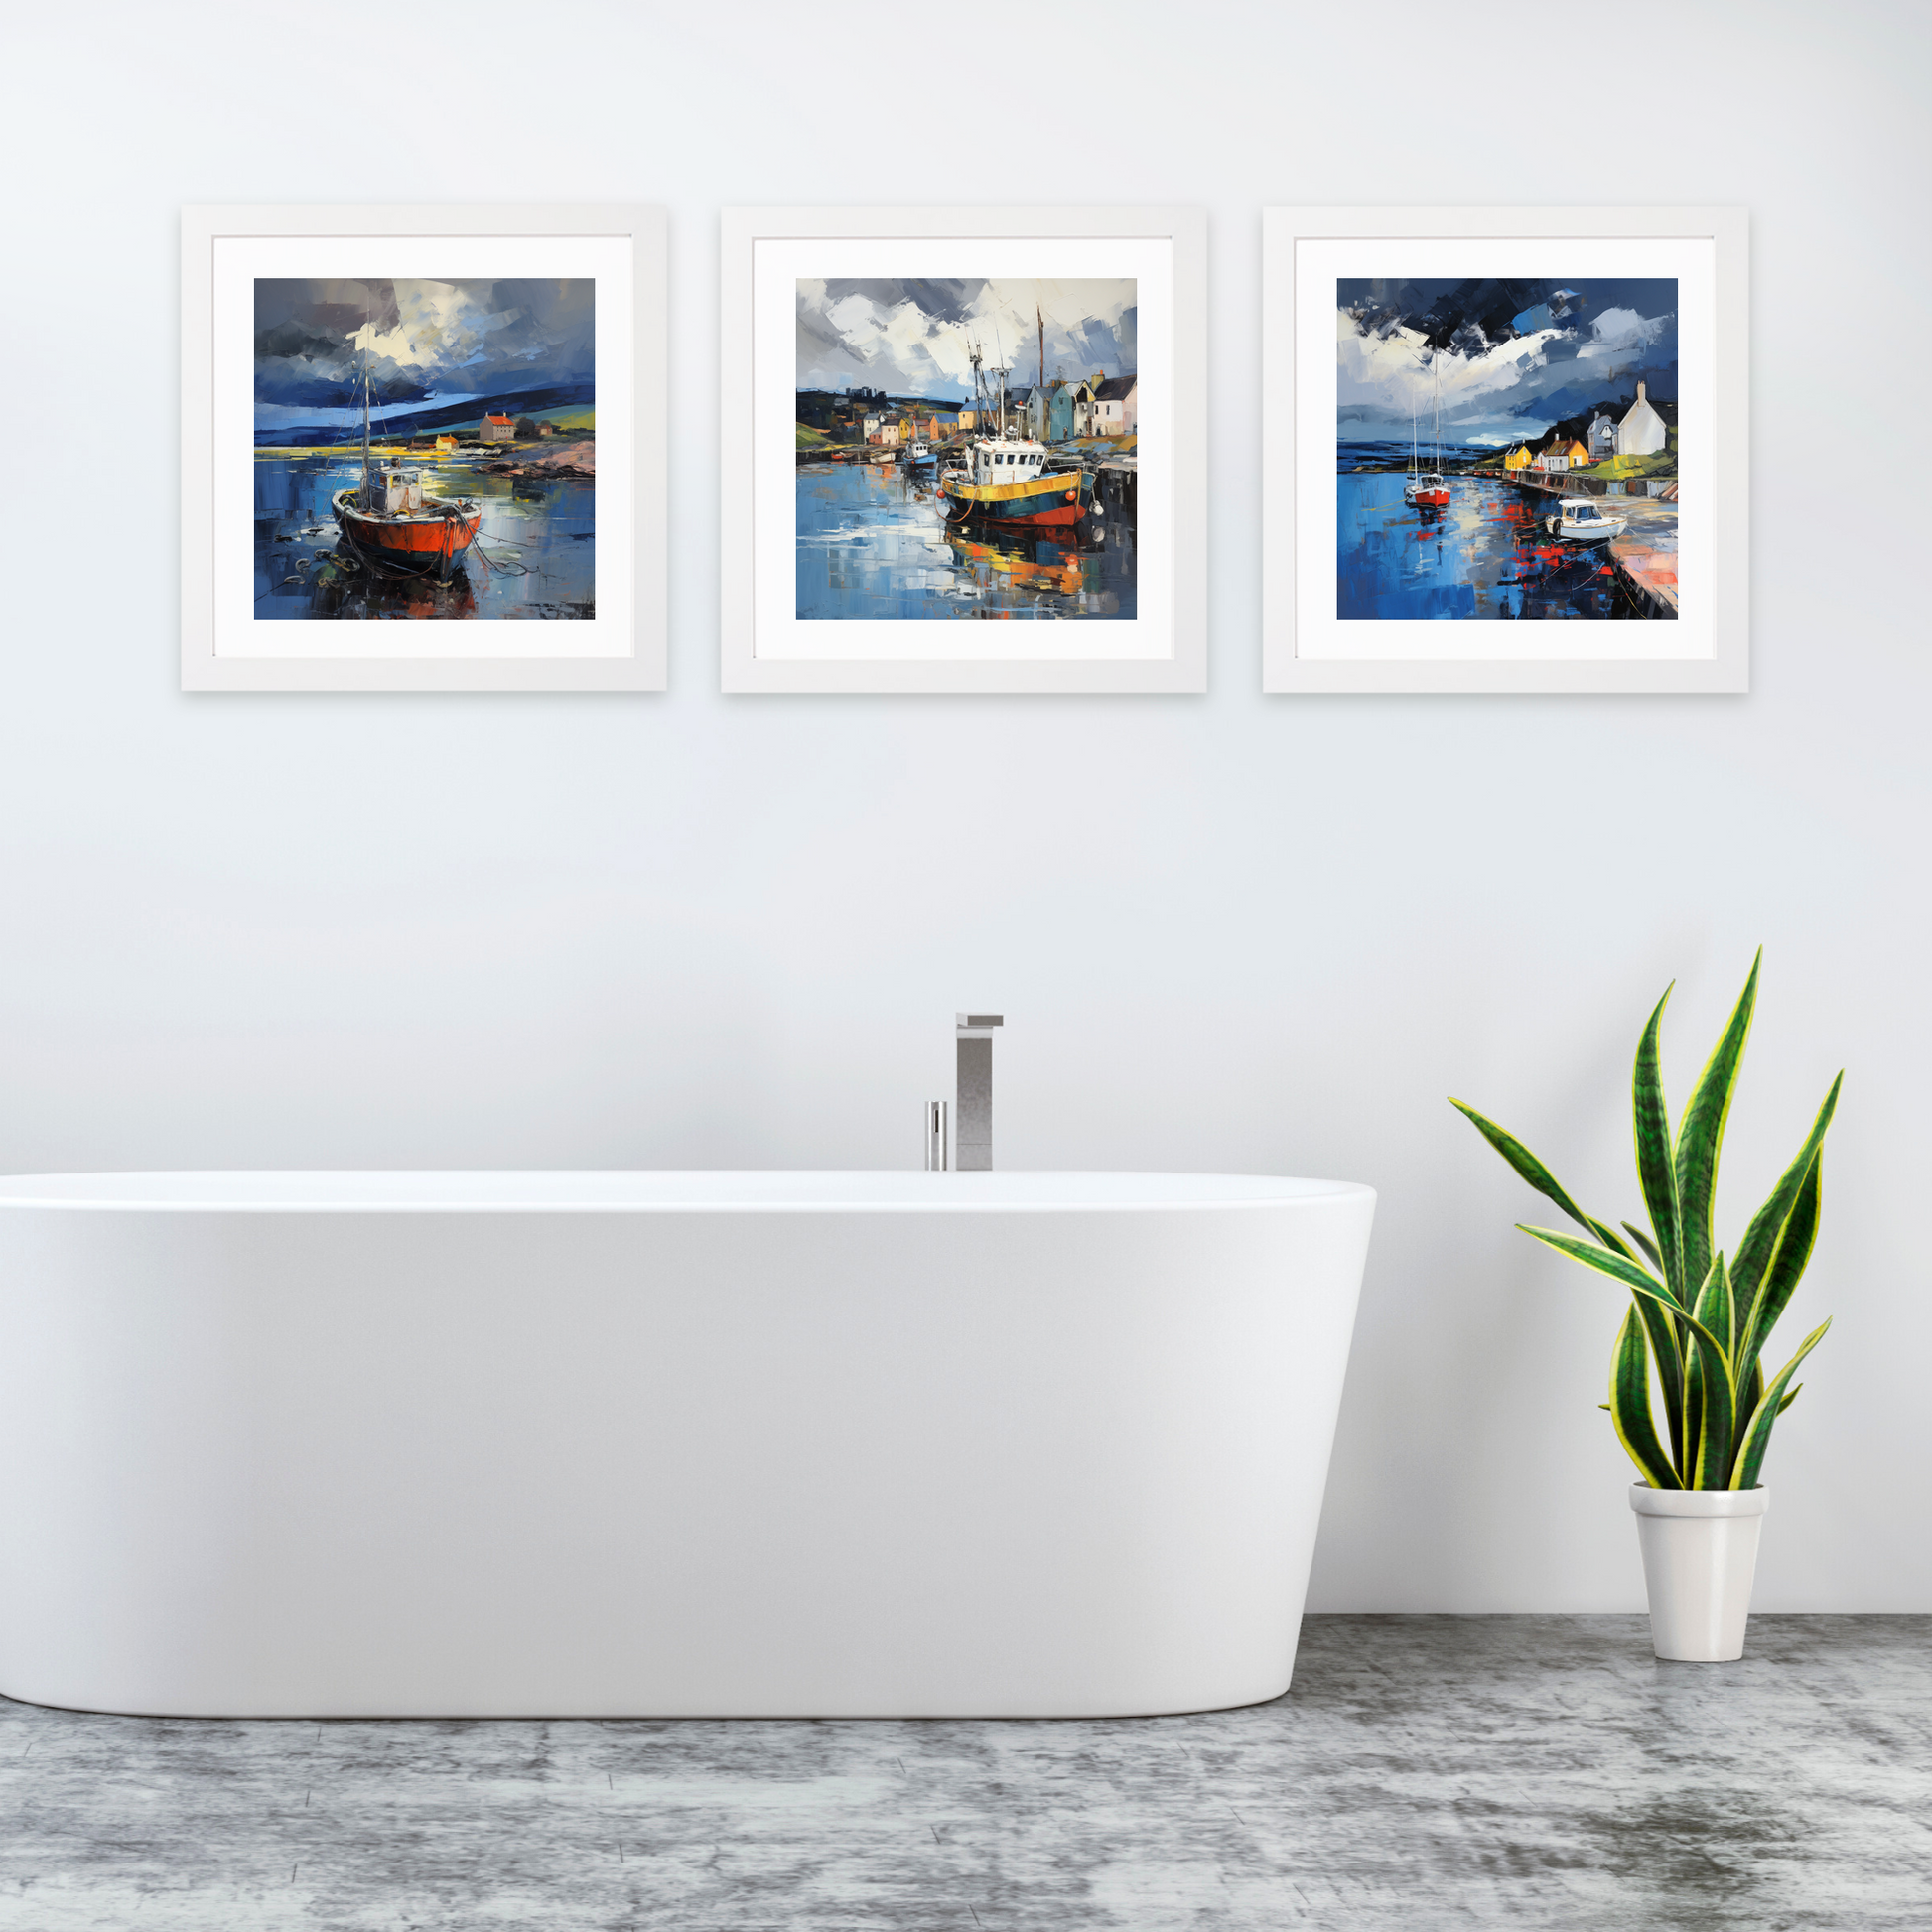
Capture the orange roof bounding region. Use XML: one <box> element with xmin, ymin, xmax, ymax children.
<box><xmin>484</xmin><ymin>413</ymin><xmax>513</xmax><ymax>425</ymax></box>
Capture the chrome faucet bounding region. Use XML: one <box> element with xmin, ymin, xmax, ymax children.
<box><xmin>954</xmin><ymin>1013</ymin><xmax>1003</xmax><ymax>1171</ymax></box>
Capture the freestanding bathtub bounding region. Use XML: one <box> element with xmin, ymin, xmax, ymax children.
<box><xmin>0</xmin><ymin>1171</ymin><xmax>1374</xmax><ymax>1720</ymax></box>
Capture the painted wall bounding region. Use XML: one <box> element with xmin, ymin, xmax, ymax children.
<box><xmin>5</xmin><ymin>1</ymin><xmax>1926</xmax><ymax>1611</ymax></box>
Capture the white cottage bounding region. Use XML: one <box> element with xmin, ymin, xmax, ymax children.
<box><xmin>1090</xmin><ymin>374</ymin><xmax>1138</xmax><ymax>437</ymax></box>
<box><xmin>1615</xmin><ymin>381</ymin><xmax>1669</xmax><ymax>458</ymax></box>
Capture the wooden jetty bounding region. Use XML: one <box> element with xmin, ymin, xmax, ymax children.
<box><xmin>1474</xmin><ymin>466</ymin><xmax>1680</xmax><ymax>616</ymax></box>
<box><xmin>1608</xmin><ymin>544</ymin><xmax>1679</xmax><ymax>618</ymax></box>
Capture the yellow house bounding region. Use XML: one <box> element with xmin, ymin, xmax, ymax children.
<box><xmin>958</xmin><ymin>409</ymin><xmax>977</xmax><ymax>431</ymax></box>
<box><xmin>1561</xmin><ymin>438</ymin><xmax>1591</xmax><ymax>468</ymax></box>
<box><xmin>1502</xmin><ymin>445</ymin><xmax>1533</xmax><ymax>471</ymax></box>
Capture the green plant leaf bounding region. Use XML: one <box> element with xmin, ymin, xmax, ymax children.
<box><xmin>1731</xmin><ymin>1319</ymin><xmax>1832</xmax><ymax>1489</ymax></box>
<box><xmin>1673</xmin><ymin>951</ymin><xmax>1761</xmax><ymax>1301</ymax></box>
<box><xmin>1587</xmin><ymin>1217</ymin><xmax>1642</xmax><ymax>1263</ymax></box>
<box><xmin>1518</xmin><ymin>1223</ymin><xmax>1741</xmax><ymax>1486</ymax></box>
<box><xmin>1776</xmin><ymin>1383</ymin><xmax>1802</xmax><ymax>1415</ymax></box>
<box><xmin>1735</xmin><ymin>1087</ymin><xmax>1837</xmax><ymax>1368</ymax></box>
<box><xmin>1622</xmin><ymin>1222</ymin><xmax>1664</xmax><ymax>1272</ymax></box>
<box><xmin>1632</xmin><ymin>984</ymin><xmax>1684</xmax><ymax>1299</ymax></box>
<box><xmin>1515</xmin><ymin>1224</ymin><xmax>1684</xmax><ymax>1311</ymax></box>
<box><xmin>1449</xmin><ymin>1099</ymin><xmax>1603</xmax><ymax>1239</ymax></box>
<box><xmin>1610</xmin><ymin>1304</ymin><xmax>1680</xmax><ymax>1489</ymax></box>
<box><xmin>1692</xmin><ymin>1252</ymin><xmax>1737</xmax><ymax>1361</ymax></box>
<box><xmin>1627</xmin><ymin>1287</ymin><xmax>1687</xmax><ymax>1478</ymax></box>
<box><xmin>1685</xmin><ymin>1256</ymin><xmax>1738</xmax><ymax>1485</ymax></box>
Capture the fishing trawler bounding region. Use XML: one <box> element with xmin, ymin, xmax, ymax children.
<box><xmin>940</xmin><ymin>345</ymin><xmax>1093</xmax><ymax>529</ymax></box>
<box><xmin>331</xmin><ymin>341</ymin><xmax>483</xmax><ymax>580</ymax></box>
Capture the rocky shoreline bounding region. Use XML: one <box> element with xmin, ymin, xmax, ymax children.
<box><xmin>475</xmin><ymin>438</ymin><xmax>596</xmax><ymax>481</ymax></box>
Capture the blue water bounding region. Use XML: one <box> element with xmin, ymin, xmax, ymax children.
<box><xmin>1336</xmin><ymin>441</ymin><xmax>1648</xmax><ymax>621</ymax></box>
<box><xmin>254</xmin><ymin>453</ymin><xmax>595</xmax><ymax>620</ymax></box>
<box><xmin>795</xmin><ymin>459</ymin><xmax>1135</xmax><ymax>621</ymax></box>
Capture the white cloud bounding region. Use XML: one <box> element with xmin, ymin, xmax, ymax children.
<box><xmin>349</xmin><ymin>280</ymin><xmax>513</xmax><ymax>376</ymax></box>
<box><xmin>1336</xmin><ymin>310</ymin><xmax>1568</xmax><ymax>418</ymax></box>
<box><xmin>1578</xmin><ymin>307</ymin><xmax>1670</xmax><ymax>358</ymax></box>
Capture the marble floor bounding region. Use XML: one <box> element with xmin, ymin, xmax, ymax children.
<box><xmin>0</xmin><ymin>1616</ymin><xmax>1926</xmax><ymax>1930</ymax></box>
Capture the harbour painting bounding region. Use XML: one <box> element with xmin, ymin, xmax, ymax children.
<box><xmin>794</xmin><ymin>278</ymin><xmax>1139</xmax><ymax>621</ymax></box>
<box><xmin>252</xmin><ymin>277</ymin><xmax>596</xmax><ymax>620</ymax></box>
<box><xmin>1336</xmin><ymin>277</ymin><xmax>1680</xmax><ymax>620</ymax></box>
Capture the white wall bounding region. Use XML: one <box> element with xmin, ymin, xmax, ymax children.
<box><xmin>5</xmin><ymin>1</ymin><xmax>1926</xmax><ymax>1611</ymax></box>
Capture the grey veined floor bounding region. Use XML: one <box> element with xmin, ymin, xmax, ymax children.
<box><xmin>0</xmin><ymin>1616</ymin><xmax>1927</xmax><ymax>1931</ymax></box>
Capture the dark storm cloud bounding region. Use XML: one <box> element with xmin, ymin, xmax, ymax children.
<box><xmin>253</xmin><ymin>278</ymin><xmax>595</xmax><ymax>409</ymax></box>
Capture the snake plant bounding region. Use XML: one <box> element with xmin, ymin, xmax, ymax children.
<box><xmin>1451</xmin><ymin>951</ymin><xmax>1839</xmax><ymax>1490</ymax></box>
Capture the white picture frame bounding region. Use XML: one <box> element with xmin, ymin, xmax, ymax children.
<box><xmin>181</xmin><ymin>203</ymin><xmax>667</xmax><ymax>693</ymax></box>
<box><xmin>720</xmin><ymin>206</ymin><xmax>1206</xmax><ymax>695</ymax></box>
<box><xmin>1262</xmin><ymin>206</ymin><xmax>1748</xmax><ymax>695</ymax></box>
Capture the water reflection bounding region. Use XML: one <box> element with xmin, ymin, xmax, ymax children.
<box><xmin>796</xmin><ymin>458</ymin><xmax>1135</xmax><ymax>620</ymax></box>
<box><xmin>1337</xmin><ymin>469</ymin><xmax>1668</xmax><ymax>621</ymax></box>
<box><xmin>254</xmin><ymin>452</ymin><xmax>595</xmax><ymax>621</ymax></box>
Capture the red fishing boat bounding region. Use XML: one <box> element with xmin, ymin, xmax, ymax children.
<box><xmin>331</xmin><ymin>344</ymin><xmax>483</xmax><ymax>580</ymax></box>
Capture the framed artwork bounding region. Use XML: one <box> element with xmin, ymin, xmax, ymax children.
<box><xmin>1262</xmin><ymin>206</ymin><xmax>1747</xmax><ymax>694</ymax></box>
<box><xmin>181</xmin><ymin>204</ymin><xmax>667</xmax><ymax>692</ymax></box>
<box><xmin>720</xmin><ymin>205</ymin><xmax>1205</xmax><ymax>694</ymax></box>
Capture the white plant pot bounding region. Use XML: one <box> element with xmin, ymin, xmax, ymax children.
<box><xmin>1629</xmin><ymin>1483</ymin><xmax>1769</xmax><ymax>1661</ymax></box>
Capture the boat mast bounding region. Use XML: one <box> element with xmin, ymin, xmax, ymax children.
<box><xmin>359</xmin><ymin>317</ymin><xmax>373</xmax><ymax>510</ymax></box>
<box><xmin>1037</xmin><ymin>302</ymin><xmax>1044</xmax><ymax>439</ymax></box>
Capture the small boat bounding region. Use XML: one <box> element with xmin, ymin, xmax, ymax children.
<box><xmin>334</xmin><ymin>466</ymin><xmax>483</xmax><ymax>581</ymax></box>
<box><xmin>332</xmin><ymin>337</ymin><xmax>481</xmax><ymax>580</ymax></box>
<box><xmin>1543</xmin><ymin>497</ymin><xmax>1627</xmax><ymax>543</ymax></box>
<box><xmin>1403</xmin><ymin>357</ymin><xmax>1451</xmax><ymax>509</ymax></box>
<box><xmin>906</xmin><ymin>440</ymin><xmax>933</xmax><ymax>466</ymax></box>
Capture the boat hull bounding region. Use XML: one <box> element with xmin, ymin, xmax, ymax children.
<box><xmin>332</xmin><ymin>490</ymin><xmax>483</xmax><ymax>568</ymax></box>
<box><xmin>943</xmin><ymin>468</ymin><xmax>1092</xmax><ymax>527</ymax></box>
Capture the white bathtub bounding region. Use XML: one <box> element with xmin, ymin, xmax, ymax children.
<box><xmin>0</xmin><ymin>1171</ymin><xmax>1374</xmax><ymax>1720</ymax></box>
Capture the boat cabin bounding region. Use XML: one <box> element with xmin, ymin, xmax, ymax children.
<box><xmin>1554</xmin><ymin>497</ymin><xmax>1614</xmax><ymax>527</ymax></box>
<box><xmin>369</xmin><ymin>462</ymin><xmax>426</xmax><ymax>516</ymax></box>
<box><xmin>968</xmin><ymin>438</ymin><xmax>1048</xmax><ymax>486</ymax></box>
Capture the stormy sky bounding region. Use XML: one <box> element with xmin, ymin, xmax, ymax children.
<box><xmin>1336</xmin><ymin>277</ymin><xmax>1677</xmax><ymax>442</ymax></box>
<box><xmin>797</xmin><ymin>278</ymin><xmax>1136</xmax><ymax>398</ymax></box>
<box><xmin>253</xmin><ymin>278</ymin><xmax>595</xmax><ymax>429</ymax></box>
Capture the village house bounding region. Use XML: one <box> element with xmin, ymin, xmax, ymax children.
<box><xmin>434</xmin><ymin>433</ymin><xmax>458</xmax><ymax>454</ymax></box>
<box><xmin>1502</xmin><ymin>445</ymin><xmax>1534</xmax><ymax>472</ymax></box>
<box><xmin>479</xmin><ymin>413</ymin><xmax>515</xmax><ymax>445</ymax></box>
<box><xmin>536</xmin><ymin>422</ymin><xmax>558</xmax><ymax>438</ymax></box>
<box><xmin>1616</xmin><ymin>380</ymin><xmax>1669</xmax><ymax>457</ymax></box>
<box><xmin>1587</xmin><ymin>412</ymin><xmax>1617</xmax><ymax>463</ymax></box>
<box><xmin>1073</xmin><ymin>376</ymin><xmax>1105</xmax><ymax>438</ymax></box>
<box><xmin>957</xmin><ymin>408</ymin><xmax>976</xmax><ymax>431</ymax></box>
<box><xmin>1027</xmin><ymin>380</ymin><xmax>1072</xmax><ymax>443</ymax></box>
<box><xmin>1089</xmin><ymin>374</ymin><xmax>1138</xmax><ymax>438</ymax></box>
